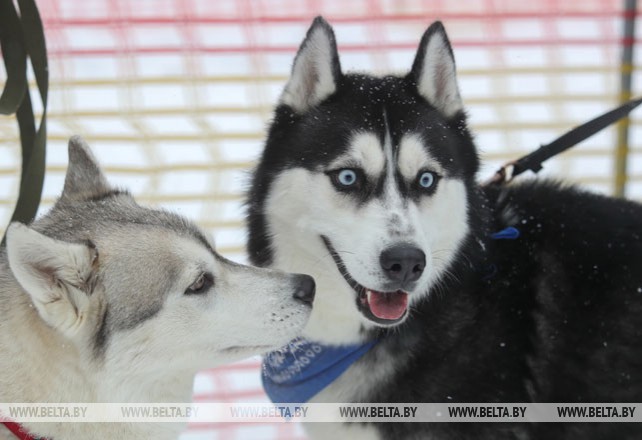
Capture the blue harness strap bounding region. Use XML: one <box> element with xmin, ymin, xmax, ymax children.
<box><xmin>262</xmin><ymin>337</ymin><xmax>377</xmax><ymax>404</ymax></box>
<box><xmin>482</xmin><ymin>226</ymin><xmax>521</xmax><ymax>280</ymax></box>
<box><xmin>490</xmin><ymin>226</ymin><xmax>520</xmax><ymax>240</ymax></box>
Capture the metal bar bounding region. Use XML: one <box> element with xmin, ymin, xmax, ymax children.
<box><xmin>615</xmin><ymin>0</ymin><xmax>638</xmax><ymax>197</ymax></box>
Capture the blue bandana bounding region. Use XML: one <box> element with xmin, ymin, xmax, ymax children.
<box><xmin>262</xmin><ymin>337</ymin><xmax>378</xmax><ymax>404</ymax></box>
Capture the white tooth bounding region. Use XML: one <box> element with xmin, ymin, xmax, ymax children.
<box><xmin>367</xmin><ymin>290</ymin><xmax>374</xmax><ymax>303</ymax></box>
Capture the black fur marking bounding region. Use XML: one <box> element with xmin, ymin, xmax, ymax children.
<box><xmin>84</xmin><ymin>189</ymin><xmax>130</xmax><ymax>203</ymax></box>
<box><xmin>320</xmin><ymin>235</ymin><xmax>363</xmax><ymax>294</ymax></box>
<box><xmin>93</xmin><ymin>305</ymin><xmax>110</xmax><ymax>357</ymax></box>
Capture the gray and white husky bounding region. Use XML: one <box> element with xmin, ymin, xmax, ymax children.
<box><xmin>248</xmin><ymin>17</ymin><xmax>642</xmax><ymax>440</ymax></box>
<box><xmin>0</xmin><ymin>136</ymin><xmax>314</xmax><ymax>440</ymax></box>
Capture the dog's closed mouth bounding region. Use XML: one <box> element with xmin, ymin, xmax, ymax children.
<box><xmin>321</xmin><ymin>236</ymin><xmax>409</xmax><ymax>325</ymax></box>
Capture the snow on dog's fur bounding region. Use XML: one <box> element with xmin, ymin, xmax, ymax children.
<box><xmin>0</xmin><ymin>136</ymin><xmax>314</xmax><ymax>440</ymax></box>
<box><xmin>247</xmin><ymin>17</ymin><xmax>642</xmax><ymax>440</ymax></box>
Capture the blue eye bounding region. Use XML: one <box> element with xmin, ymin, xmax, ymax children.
<box><xmin>327</xmin><ymin>168</ymin><xmax>364</xmax><ymax>191</ymax></box>
<box><xmin>418</xmin><ymin>171</ymin><xmax>435</xmax><ymax>189</ymax></box>
<box><xmin>337</xmin><ymin>169</ymin><xmax>358</xmax><ymax>186</ymax></box>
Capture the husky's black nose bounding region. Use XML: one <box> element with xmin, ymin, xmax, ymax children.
<box><xmin>293</xmin><ymin>274</ymin><xmax>316</xmax><ymax>305</ymax></box>
<box><xmin>380</xmin><ymin>245</ymin><xmax>426</xmax><ymax>285</ymax></box>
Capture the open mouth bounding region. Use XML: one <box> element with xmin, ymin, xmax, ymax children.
<box><xmin>321</xmin><ymin>236</ymin><xmax>409</xmax><ymax>325</ymax></box>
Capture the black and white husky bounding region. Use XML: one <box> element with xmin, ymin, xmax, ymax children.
<box><xmin>247</xmin><ymin>17</ymin><xmax>642</xmax><ymax>440</ymax></box>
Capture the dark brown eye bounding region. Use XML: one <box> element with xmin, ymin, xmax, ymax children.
<box><xmin>185</xmin><ymin>273</ymin><xmax>213</xmax><ymax>295</ymax></box>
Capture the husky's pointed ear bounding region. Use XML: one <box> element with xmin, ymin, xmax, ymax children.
<box><xmin>6</xmin><ymin>223</ymin><xmax>100</xmax><ymax>337</ymax></box>
<box><xmin>61</xmin><ymin>136</ymin><xmax>112</xmax><ymax>201</ymax></box>
<box><xmin>280</xmin><ymin>16</ymin><xmax>341</xmax><ymax>113</ymax></box>
<box><xmin>410</xmin><ymin>22</ymin><xmax>463</xmax><ymax>118</ymax></box>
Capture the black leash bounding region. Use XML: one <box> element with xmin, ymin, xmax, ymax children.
<box><xmin>484</xmin><ymin>97</ymin><xmax>642</xmax><ymax>186</ymax></box>
<box><xmin>0</xmin><ymin>0</ymin><xmax>49</xmax><ymax>246</ymax></box>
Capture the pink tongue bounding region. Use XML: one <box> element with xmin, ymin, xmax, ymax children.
<box><xmin>367</xmin><ymin>290</ymin><xmax>408</xmax><ymax>320</ymax></box>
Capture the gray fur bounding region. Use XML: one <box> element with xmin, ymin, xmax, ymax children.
<box><xmin>0</xmin><ymin>136</ymin><xmax>313</xmax><ymax>440</ymax></box>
